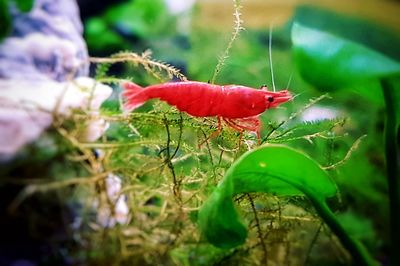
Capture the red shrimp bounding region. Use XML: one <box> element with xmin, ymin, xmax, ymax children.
<box><xmin>122</xmin><ymin>81</ymin><xmax>291</xmax><ymax>143</ymax></box>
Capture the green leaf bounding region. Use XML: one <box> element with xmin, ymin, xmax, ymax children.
<box><xmin>104</xmin><ymin>0</ymin><xmax>172</xmax><ymax>38</ymax></box>
<box><xmin>14</xmin><ymin>0</ymin><xmax>34</xmax><ymax>12</ymax></box>
<box><xmin>198</xmin><ymin>185</ymin><xmax>248</xmax><ymax>249</ymax></box>
<box><xmin>85</xmin><ymin>18</ymin><xmax>129</xmax><ymax>52</ymax></box>
<box><xmin>291</xmin><ymin>23</ymin><xmax>400</xmax><ymax>90</ymax></box>
<box><xmin>0</xmin><ymin>0</ymin><xmax>11</xmax><ymax>42</ymax></box>
<box><xmin>198</xmin><ymin>144</ymin><xmax>337</xmax><ymax>248</ymax></box>
<box><xmin>291</xmin><ymin>5</ymin><xmax>400</xmax><ymax>61</ymax></box>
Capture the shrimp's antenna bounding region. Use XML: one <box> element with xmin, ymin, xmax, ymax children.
<box><xmin>291</xmin><ymin>92</ymin><xmax>303</xmax><ymax>101</ymax></box>
<box><xmin>269</xmin><ymin>24</ymin><xmax>276</xmax><ymax>92</ymax></box>
<box><xmin>286</xmin><ymin>71</ymin><xmax>293</xmax><ymax>89</ymax></box>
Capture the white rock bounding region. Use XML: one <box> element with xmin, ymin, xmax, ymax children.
<box><xmin>0</xmin><ymin>78</ymin><xmax>112</xmax><ymax>158</ymax></box>
<box><xmin>96</xmin><ymin>174</ymin><xmax>130</xmax><ymax>228</ymax></box>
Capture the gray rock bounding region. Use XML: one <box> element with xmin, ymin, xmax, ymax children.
<box><xmin>0</xmin><ymin>0</ymin><xmax>89</xmax><ymax>81</ymax></box>
<box><xmin>0</xmin><ymin>0</ymin><xmax>108</xmax><ymax>160</ymax></box>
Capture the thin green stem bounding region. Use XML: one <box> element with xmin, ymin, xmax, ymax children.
<box><xmin>246</xmin><ymin>194</ymin><xmax>268</xmax><ymax>264</ymax></box>
<box><xmin>381</xmin><ymin>78</ymin><xmax>400</xmax><ymax>266</ymax></box>
<box><xmin>231</xmin><ymin>171</ymin><xmax>377</xmax><ymax>265</ymax></box>
<box><xmin>307</xmin><ymin>194</ymin><xmax>377</xmax><ymax>266</ymax></box>
<box><xmin>277</xmin><ymin>172</ymin><xmax>377</xmax><ymax>265</ymax></box>
<box><xmin>163</xmin><ymin>115</ymin><xmax>180</xmax><ymax>201</ymax></box>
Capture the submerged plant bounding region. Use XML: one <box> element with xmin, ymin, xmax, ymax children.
<box><xmin>292</xmin><ymin>23</ymin><xmax>400</xmax><ymax>265</ymax></box>
<box><xmin>198</xmin><ymin>144</ymin><xmax>376</xmax><ymax>265</ymax></box>
<box><xmin>2</xmin><ymin>1</ymin><xmax>387</xmax><ymax>265</ymax></box>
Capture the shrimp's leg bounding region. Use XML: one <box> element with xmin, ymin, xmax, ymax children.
<box><xmin>223</xmin><ymin>118</ymin><xmax>245</xmax><ymax>145</ymax></box>
<box><xmin>198</xmin><ymin>117</ymin><xmax>223</xmax><ymax>147</ymax></box>
<box><xmin>224</xmin><ymin>117</ymin><xmax>261</xmax><ymax>144</ymax></box>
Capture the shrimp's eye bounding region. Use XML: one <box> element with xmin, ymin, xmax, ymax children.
<box><xmin>268</xmin><ymin>96</ymin><xmax>274</xmax><ymax>102</ymax></box>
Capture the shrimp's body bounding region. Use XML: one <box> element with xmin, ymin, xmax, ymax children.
<box><xmin>123</xmin><ymin>81</ymin><xmax>291</xmax><ymax>142</ymax></box>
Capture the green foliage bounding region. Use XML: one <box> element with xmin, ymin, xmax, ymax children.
<box><xmin>292</xmin><ymin>22</ymin><xmax>400</xmax><ymax>266</ymax></box>
<box><xmin>3</xmin><ymin>1</ymin><xmax>395</xmax><ymax>264</ymax></box>
<box><xmin>291</xmin><ymin>23</ymin><xmax>400</xmax><ymax>127</ymax></box>
<box><xmin>338</xmin><ymin>211</ymin><xmax>377</xmax><ymax>249</ymax></box>
<box><xmin>291</xmin><ymin>23</ymin><xmax>400</xmax><ymax>90</ymax></box>
<box><xmin>0</xmin><ymin>0</ymin><xmax>11</xmax><ymax>41</ymax></box>
<box><xmin>211</xmin><ymin>0</ymin><xmax>244</xmax><ymax>84</ymax></box>
<box><xmin>85</xmin><ymin>0</ymin><xmax>175</xmax><ymax>53</ymax></box>
<box><xmin>94</xmin><ymin>62</ymin><xmax>111</xmax><ymax>80</ymax></box>
<box><xmin>14</xmin><ymin>0</ymin><xmax>33</xmax><ymax>12</ymax></box>
<box><xmin>107</xmin><ymin>0</ymin><xmax>171</xmax><ymax>38</ymax></box>
<box><xmin>198</xmin><ymin>145</ymin><xmax>336</xmax><ymax>248</ymax></box>
<box><xmin>0</xmin><ymin>0</ymin><xmax>34</xmax><ymax>42</ymax></box>
<box><xmin>198</xmin><ymin>145</ymin><xmax>376</xmax><ymax>265</ymax></box>
<box><xmin>170</xmin><ymin>244</ymin><xmax>232</xmax><ymax>266</ymax></box>
<box><xmin>85</xmin><ymin>18</ymin><xmax>130</xmax><ymax>52</ymax></box>
<box><xmin>270</xmin><ymin>118</ymin><xmax>345</xmax><ymax>143</ymax></box>
<box><xmin>74</xmin><ymin>16</ymin><xmax>392</xmax><ymax>264</ymax></box>
<box><xmin>290</xmin><ymin>5</ymin><xmax>400</xmax><ymax>61</ymax></box>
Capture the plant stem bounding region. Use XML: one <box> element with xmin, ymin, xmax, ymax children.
<box><xmin>381</xmin><ymin>78</ymin><xmax>400</xmax><ymax>266</ymax></box>
<box><xmin>269</xmin><ymin>173</ymin><xmax>377</xmax><ymax>265</ymax></box>
<box><xmin>307</xmin><ymin>195</ymin><xmax>377</xmax><ymax>266</ymax></box>
<box><xmin>246</xmin><ymin>194</ymin><xmax>268</xmax><ymax>264</ymax></box>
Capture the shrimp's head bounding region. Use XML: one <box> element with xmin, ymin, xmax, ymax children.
<box><xmin>265</xmin><ymin>90</ymin><xmax>292</xmax><ymax>108</ymax></box>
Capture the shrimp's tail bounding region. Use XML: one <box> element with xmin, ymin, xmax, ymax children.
<box><xmin>122</xmin><ymin>81</ymin><xmax>149</xmax><ymax>111</ymax></box>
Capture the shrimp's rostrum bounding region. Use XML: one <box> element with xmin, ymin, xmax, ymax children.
<box><xmin>123</xmin><ymin>81</ymin><xmax>292</xmax><ymax>142</ymax></box>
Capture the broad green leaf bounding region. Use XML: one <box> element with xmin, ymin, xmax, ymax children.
<box><xmin>291</xmin><ymin>5</ymin><xmax>400</xmax><ymax>61</ymax></box>
<box><xmin>198</xmin><ymin>144</ymin><xmax>337</xmax><ymax>248</ymax></box>
<box><xmin>14</xmin><ymin>0</ymin><xmax>34</xmax><ymax>12</ymax></box>
<box><xmin>198</xmin><ymin>184</ymin><xmax>248</xmax><ymax>249</ymax></box>
<box><xmin>291</xmin><ymin>23</ymin><xmax>400</xmax><ymax>90</ymax></box>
